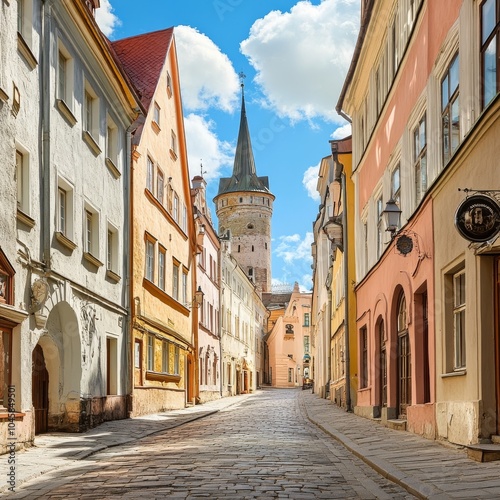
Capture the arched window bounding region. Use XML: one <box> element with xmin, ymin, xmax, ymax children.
<box><xmin>397</xmin><ymin>292</ymin><xmax>411</xmax><ymax>418</ymax></box>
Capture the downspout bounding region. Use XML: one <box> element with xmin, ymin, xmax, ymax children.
<box><xmin>218</xmin><ymin>239</ymin><xmax>223</xmax><ymax>397</ymax></box>
<box><xmin>331</xmin><ymin>141</ymin><xmax>352</xmax><ymax>412</ymax></box>
<box><xmin>126</xmin><ymin>127</ymin><xmax>134</xmax><ymax>416</ymax></box>
<box><xmin>40</xmin><ymin>0</ymin><xmax>53</xmax><ymax>268</ymax></box>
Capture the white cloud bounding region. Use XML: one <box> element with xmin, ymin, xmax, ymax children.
<box><xmin>175</xmin><ymin>26</ymin><xmax>240</xmax><ymax>113</ymax></box>
<box><xmin>331</xmin><ymin>122</ymin><xmax>352</xmax><ymax>139</ymax></box>
<box><xmin>303</xmin><ymin>163</ymin><xmax>321</xmax><ymax>202</ymax></box>
<box><xmin>95</xmin><ymin>0</ymin><xmax>120</xmax><ymax>37</ymax></box>
<box><xmin>240</xmin><ymin>0</ymin><xmax>359</xmax><ymax>123</ymax></box>
<box><xmin>184</xmin><ymin>113</ymin><xmax>234</xmax><ymax>183</ymax></box>
<box><xmin>275</xmin><ymin>232</ymin><xmax>313</xmax><ymax>264</ymax></box>
<box><xmin>273</xmin><ymin>232</ymin><xmax>314</xmax><ymax>291</ymax></box>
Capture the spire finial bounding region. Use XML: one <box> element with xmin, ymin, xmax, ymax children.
<box><xmin>238</xmin><ymin>71</ymin><xmax>246</xmax><ymax>90</ymax></box>
<box><xmin>200</xmin><ymin>160</ymin><xmax>207</xmax><ymax>178</ymax></box>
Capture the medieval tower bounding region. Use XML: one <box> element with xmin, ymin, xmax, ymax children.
<box><xmin>214</xmin><ymin>84</ymin><xmax>275</xmax><ymax>293</ymax></box>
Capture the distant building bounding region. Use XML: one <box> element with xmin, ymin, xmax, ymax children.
<box><xmin>214</xmin><ymin>85</ymin><xmax>275</xmax><ymax>294</ymax></box>
<box><xmin>266</xmin><ymin>283</ymin><xmax>312</xmax><ymax>388</ymax></box>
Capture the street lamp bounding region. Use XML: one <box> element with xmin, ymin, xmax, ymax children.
<box><xmin>186</xmin><ymin>286</ymin><xmax>204</xmax><ymax>309</ymax></box>
<box><xmin>323</xmin><ymin>215</ymin><xmax>344</xmax><ymax>252</ymax></box>
<box><xmin>382</xmin><ymin>198</ymin><xmax>402</xmax><ymax>237</ymax></box>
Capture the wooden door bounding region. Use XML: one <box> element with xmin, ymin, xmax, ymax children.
<box><xmin>32</xmin><ymin>345</ymin><xmax>49</xmax><ymax>434</ymax></box>
<box><xmin>495</xmin><ymin>257</ymin><xmax>500</xmax><ymax>434</ymax></box>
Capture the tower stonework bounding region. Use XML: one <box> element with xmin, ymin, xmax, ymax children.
<box><xmin>214</xmin><ymin>87</ymin><xmax>275</xmax><ymax>293</ymax></box>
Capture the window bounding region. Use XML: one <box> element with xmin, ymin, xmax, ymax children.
<box><xmin>173</xmin><ymin>193</ymin><xmax>179</xmax><ymax>223</ymax></box>
<box><xmin>182</xmin><ymin>204</ymin><xmax>187</xmax><ymax>232</ymax></box>
<box><xmin>360</xmin><ymin>327</ymin><xmax>368</xmax><ymax>388</ymax></box>
<box><xmin>376</xmin><ymin>196</ymin><xmax>384</xmax><ymax>259</ymax></box>
<box><xmin>453</xmin><ymin>270</ymin><xmax>466</xmax><ymax>369</ymax></box>
<box><xmin>153</xmin><ymin>102</ymin><xmax>160</xmax><ymax>126</ymax></box>
<box><xmin>106</xmin><ymin>115</ymin><xmax>118</xmax><ymax>169</ymax></box>
<box><xmin>413</xmin><ymin>114</ymin><xmax>427</xmax><ymax>203</ymax></box>
<box><xmin>83</xmin><ymin>82</ymin><xmax>99</xmax><ymax>139</ymax></box>
<box><xmin>481</xmin><ymin>0</ymin><xmax>500</xmax><ymax>108</ymax></box>
<box><xmin>17</xmin><ymin>0</ymin><xmax>33</xmax><ymax>45</ymax></box>
<box><xmin>147</xmin><ymin>335</ymin><xmax>154</xmax><ymax>371</ymax></box>
<box><xmin>182</xmin><ymin>270</ymin><xmax>188</xmax><ymax>305</ymax></box>
<box><xmin>174</xmin><ymin>345</ymin><xmax>180</xmax><ymax>374</ymax></box>
<box><xmin>16</xmin><ymin>148</ymin><xmax>29</xmax><ymax>214</ymax></box>
<box><xmin>304</xmin><ymin>313</ymin><xmax>310</xmax><ymax>327</ymax></box>
<box><xmin>84</xmin><ymin>204</ymin><xmax>99</xmax><ymax>258</ymax></box>
<box><xmin>158</xmin><ymin>246</ymin><xmax>166</xmax><ymax>290</ymax></box>
<box><xmin>157</xmin><ymin>169</ymin><xmax>164</xmax><ymax>205</ymax></box>
<box><xmin>172</xmin><ymin>261</ymin><xmax>179</xmax><ymax>300</ymax></box>
<box><xmin>145</xmin><ymin>238</ymin><xmax>155</xmax><ymax>281</ymax></box>
<box><xmin>162</xmin><ymin>341</ymin><xmax>169</xmax><ymax>373</ymax></box>
<box><xmin>171</xmin><ymin>130</ymin><xmax>177</xmax><ymax>156</ymax></box>
<box><xmin>106</xmin><ymin>223</ymin><xmax>119</xmax><ymax>276</ymax></box>
<box><xmin>56</xmin><ymin>177</ymin><xmax>74</xmax><ymax>243</ymax></box>
<box><xmin>58</xmin><ymin>49</ymin><xmax>68</xmax><ymax>102</ymax></box>
<box><xmin>58</xmin><ymin>188</ymin><xmax>66</xmax><ymax>234</ymax></box>
<box><xmin>146</xmin><ymin>157</ymin><xmax>154</xmax><ymax>192</ymax></box>
<box><xmin>288</xmin><ymin>368</ymin><xmax>293</xmax><ymax>383</ymax></box>
<box><xmin>391</xmin><ymin>164</ymin><xmax>401</xmax><ymax>206</ymax></box>
<box><xmin>441</xmin><ymin>53</ymin><xmax>460</xmax><ymax>165</ymax></box>
<box><xmin>166</xmin><ymin>72</ymin><xmax>172</xmax><ymax>96</ymax></box>
<box><xmin>304</xmin><ymin>335</ymin><xmax>310</xmax><ymax>354</ymax></box>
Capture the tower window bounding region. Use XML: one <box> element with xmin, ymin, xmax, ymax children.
<box><xmin>239</xmin><ymin>197</ymin><xmax>243</xmax><ymax>203</ymax></box>
<box><xmin>252</xmin><ymin>245</ymin><xmax>254</xmax><ymax>252</ymax></box>
<box><xmin>247</xmin><ymin>223</ymin><xmax>254</xmax><ymax>229</ymax></box>
<box><xmin>238</xmin><ymin>245</ymin><xmax>240</xmax><ymax>252</ymax></box>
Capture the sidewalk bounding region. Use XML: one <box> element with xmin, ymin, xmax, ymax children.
<box><xmin>0</xmin><ymin>393</ymin><xmax>255</xmax><ymax>496</ymax></box>
<box><xmin>300</xmin><ymin>390</ymin><xmax>500</xmax><ymax>499</ymax></box>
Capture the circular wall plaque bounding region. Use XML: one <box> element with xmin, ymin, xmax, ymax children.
<box><xmin>396</xmin><ymin>234</ymin><xmax>414</xmax><ymax>255</ymax></box>
<box><xmin>454</xmin><ymin>194</ymin><xmax>500</xmax><ymax>242</ymax></box>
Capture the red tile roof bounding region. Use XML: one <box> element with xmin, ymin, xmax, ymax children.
<box><xmin>111</xmin><ymin>27</ymin><xmax>174</xmax><ymax>112</ymax></box>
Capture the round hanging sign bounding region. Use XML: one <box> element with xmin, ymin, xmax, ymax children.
<box><xmin>454</xmin><ymin>194</ymin><xmax>500</xmax><ymax>243</ymax></box>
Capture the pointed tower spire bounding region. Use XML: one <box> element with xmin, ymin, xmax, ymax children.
<box><xmin>215</xmin><ymin>79</ymin><xmax>270</xmax><ymax>196</ymax></box>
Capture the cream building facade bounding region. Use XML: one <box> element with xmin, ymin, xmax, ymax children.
<box><xmin>112</xmin><ymin>27</ymin><xmax>198</xmax><ymax>415</ymax></box>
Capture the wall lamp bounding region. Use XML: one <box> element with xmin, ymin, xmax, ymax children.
<box><xmin>187</xmin><ymin>286</ymin><xmax>204</xmax><ymax>309</ymax></box>
<box><xmin>323</xmin><ymin>215</ymin><xmax>343</xmax><ymax>252</ymax></box>
<box><xmin>382</xmin><ymin>198</ymin><xmax>402</xmax><ymax>237</ymax></box>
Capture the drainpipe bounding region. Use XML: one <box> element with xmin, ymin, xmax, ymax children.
<box><xmin>40</xmin><ymin>0</ymin><xmax>53</xmax><ymax>268</ymax></box>
<box><xmin>125</xmin><ymin>126</ymin><xmax>134</xmax><ymax>415</ymax></box>
<box><xmin>331</xmin><ymin>142</ymin><xmax>352</xmax><ymax>413</ymax></box>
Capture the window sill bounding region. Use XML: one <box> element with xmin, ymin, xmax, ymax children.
<box><xmin>151</xmin><ymin>121</ymin><xmax>161</xmax><ymax>134</ymax></box>
<box><xmin>17</xmin><ymin>209</ymin><xmax>35</xmax><ymax>228</ymax></box>
<box><xmin>83</xmin><ymin>252</ymin><xmax>103</xmax><ymax>268</ymax></box>
<box><xmin>441</xmin><ymin>370</ymin><xmax>467</xmax><ymax>378</ymax></box>
<box><xmin>105</xmin><ymin>157</ymin><xmax>121</xmax><ymax>178</ymax></box>
<box><xmin>106</xmin><ymin>269</ymin><xmax>121</xmax><ymax>282</ymax></box>
<box><xmin>56</xmin><ymin>99</ymin><xmax>77</xmax><ymax>127</ymax></box>
<box><xmin>169</xmin><ymin>148</ymin><xmax>178</xmax><ymax>161</ymax></box>
<box><xmin>146</xmin><ymin>371</ymin><xmax>181</xmax><ymax>383</ymax></box>
<box><xmin>82</xmin><ymin>130</ymin><xmax>102</xmax><ymax>156</ymax></box>
<box><xmin>0</xmin><ymin>302</ymin><xmax>29</xmax><ymax>325</ymax></box>
<box><xmin>55</xmin><ymin>231</ymin><xmax>76</xmax><ymax>251</ymax></box>
<box><xmin>0</xmin><ymin>412</ymin><xmax>26</xmax><ymax>421</ymax></box>
<box><xmin>17</xmin><ymin>34</ymin><xmax>37</xmax><ymax>70</ymax></box>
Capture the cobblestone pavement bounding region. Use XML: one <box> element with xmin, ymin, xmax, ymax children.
<box><xmin>3</xmin><ymin>389</ymin><xmax>415</xmax><ymax>499</ymax></box>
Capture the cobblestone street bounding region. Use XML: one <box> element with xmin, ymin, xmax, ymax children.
<box><xmin>5</xmin><ymin>389</ymin><xmax>414</xmax><ymax>499</ymax></box>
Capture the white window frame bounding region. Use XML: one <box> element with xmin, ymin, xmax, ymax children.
<box><xmin>145</xmin><ymin>237</ymin><xmax>155</xmax><ymax>282</ymax></box>
<box><xmin>106</xmin><ymin>114</ymin><xmax>119</xmax><ymax>169</ymax></box>
<box><xmin>15</xmin><ymin>146</ymin><xmax>30</xmax><ymax>215</ymax></box>
<box><xmin>83</xmin><ymin>202</ymin><xmax>100</xmax><ymax>259</ymax></box>
<box><xmin>146</xmin><ymin>156</ymin><xmax>154</xmax><ymax>192</ymax></box>
<box><xmin>106</xmin><ymin>222</ymin><xmax>119</xmax><ymax>277</ymax></box>
<box><xmin>453</xmin><ymin>269</ymin><xmax>466</xmax><ymax>370</ymax></box>
<box><xmin>83</xmin><ymin>80</ymin><xmax>99</xmax><ymax>143</ymax></box>
<box><xmin>158</xmin><ymin>246</ymin><xmax>166</xmax><ymax>290</ymax></box>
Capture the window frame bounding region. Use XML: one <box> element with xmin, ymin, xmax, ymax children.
<box><xmin>453</xmin><ymin>269</ymin><xmax>466</xmax><ymax>370</ymax></box>
<box><xmin>441</xmin><ymin>52</ymin><xmax>460</xmax><ymax>165</ymax></box>
<box><xmin>145</xmin><ymin>237</ymin><xmax>155</xmax><ymax>282</ymax></box>
<box><xmin>480</xmin><ymin>0</ymin><xmax>500</xmax><ymax>109</ymax></box>
<box><xmin>413</xmin><ymin>113</ymin><xmax>427</xmax><ymax>204</ymax></box>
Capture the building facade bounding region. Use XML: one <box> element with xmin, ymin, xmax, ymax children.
<box><xmin>112</xmin><ymin>27</ymin><xmax>198</xmax><ymax>415</ymax></box>
<box><xmin>266</xmin><ymin>283</ymin><xmax>312</xmax><ymax>388</ymax></box>
<box><xmin>191</xmin><ymin>174</ymin><xmax>222</xmax><ymax>403</ymax></box>
<box><xmin>26</xmin><ymin>0</ymin><xmax>140</xmax><ymax>440</ymax></box>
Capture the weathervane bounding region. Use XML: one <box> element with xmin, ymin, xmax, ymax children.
<box><xmin>200</xmin><ymin>160</ymin><xmax>207</xmax><ymax>178</ymax></box>
<box><xmin>238</xmin><ymin>71</ymin><xmax>246</xmax><ymax>89</ymax></box>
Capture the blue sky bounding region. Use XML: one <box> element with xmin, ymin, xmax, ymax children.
<box><xmin>96</xmin><ymin>0</ymin><xmax>358</xmax><ymax>291</ymax></box>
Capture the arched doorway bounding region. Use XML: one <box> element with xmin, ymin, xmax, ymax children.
<box><xmin>32</xmin><ymin>345</ymin><xmax>49</xmax><ymax>434</ymax></box>
<box><xmin>397</xmin><ymin>293</ymin><xmax>411</xmax><ymax>418</ymax></box>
